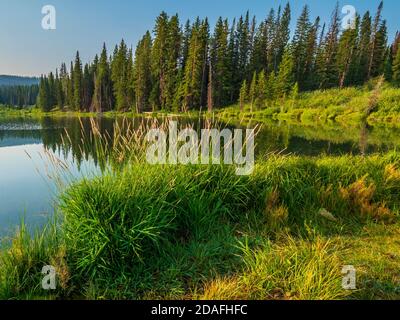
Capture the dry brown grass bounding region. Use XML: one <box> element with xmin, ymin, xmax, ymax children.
<box><xmin>340</xmin><ymin>176</ymin><xmax>395</xmax><ymax>224</ymax></box>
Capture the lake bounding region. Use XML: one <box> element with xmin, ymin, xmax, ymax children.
<box><xmin>0</xmin><ymin>116</ymin><xmax>399</xmax><ymax>238</ymax></box>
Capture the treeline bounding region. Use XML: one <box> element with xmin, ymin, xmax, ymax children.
<box><xmin>0</xmin><ymin>75</ymin><xmax>39</xmax><ymax>87</ymax></box>
<box><xmin>0</xmin><ymin>85</ymin><xmax>39</xmax><ymax>107</ymax></box>
<box><xmin>37</xmin><ymin>1</ymin><xmax>400</xmax><ymax>113</ymax></box>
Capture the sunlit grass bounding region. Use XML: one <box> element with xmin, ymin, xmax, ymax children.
<box><xmin>1</xmin><ymin>118</ymin><xmax>399</xmax><ymax>300</ymax></box>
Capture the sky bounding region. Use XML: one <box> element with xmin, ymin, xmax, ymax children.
<box><xmin>0</xmin><ymin>0</ymin><xmax>398</xmax><ymax>77</ymax></box>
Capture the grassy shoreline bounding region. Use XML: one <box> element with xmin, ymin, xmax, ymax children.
<box><xmin>2</xmin><ymin>82</ymin><xmax>400</xmax><ymax>126</ymax></box>
<box><xmin>1</xmin><ymin>153</ymin><xmax>400</xmax><ymax>300</ymax></box>
<box><xmin>216</xmin><ymin>83</ymin><xmax>400</xmax><ymax>126</ymax></box>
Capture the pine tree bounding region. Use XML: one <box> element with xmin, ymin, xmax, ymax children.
<box><xmin>55</xmin><ymin>69</ymin><xmax>64</xmax><ymax>109</ymax></box>
<box><xmin>290</xmin><ymin>82</ymin><xmax>299</xmax><ymax>110</ymax></box>
<box><xmin>249</xmin><ymin>20</ymin><xmax>268</xmax><ymax>74</ymax></box>
<box><xmin>292</xmin><ymin>5</ymin><xmax>312</xmax><ymax>90</ymax></box>
<box><xmin>370</xmin><ymin>19</ymin><xmax>388</xmax><ymax>78</ymax></box>
<box><xmin>239</xmin><ymin>79</ymin><xmax>247</xmax><ymax>111</ymax></box>
<box><xmin>47</xmin><ymin>71</ymin><xmax>56</xmax><ymax>109</ymax></box>
<box><xmin>126</xmin><ymin>48</ymin><xmax>134</xmax><ymax>109</ymax></box>
<box><xmin>266</xmin><ymin>72</ymin><xmax>276</xmax><ymax>102</ymax></box>
<box><xmin>237</xmin><ymin>13</ymin><xmax>251</xmax><ymax>82</ymax></box>
<box><xmin>264</xmin><ymin>9</ymin><xmax>276</xmax><ymax>74</ymax></box>
<box><xmin>181</xmin><ymin>20</ymin><xmax>192</xmax><ymax>71</ymax></box>
<box><xmin>368</xmin><ymin>1</ymin><xmax>385</xmax><ymax>78</ymax></box>
<box><xmin>37</xmin><ymin>76</ymin><xmax>51</xmax><ymax>111</ymax></box>
<box><xmin>392</xmin><ymin>32</ymin><xmax>400</xmax><ymax>57</ymax></box>
<box><xmin>151</xmin><ymin>12</ymin><xmax>169</xmax><ymax>110</ymax></box>
<box><xmin>355</xmin><ymin>12</ymin><xmax>372</xmax><ymax>84</ymax></box>
<box><xmin>384</xmin><ymin>47</ymin><xmax>393</xmax><ymax>81</ymax></box>
<box><xmin>249</xmin><ymin>72</ymin><xmax>257</xmax><ymax>111</ymax></box>
<box><xmin>111</xmin><ymin>39</ymin><xmax>130</xmax><ymax>111</ymax></box>
<box><xmin>318</xmin><ymin>4</ymin><xmax>340</xmax><ymax>89</ymax></box>
<box><xmin>303</xmin><ymin>17</ymin><xmax>320</xmax><ymax>90</ymax></box>
<box><xmin>210</xmin><ymin>17</ymin><xmax>230</xmax><ymax>107</ymax></box>
<box><xmin>182</xmin><ymin>18</ymin><xmax>209</xmax><ymax>111</ymax></box>
<box><xmin>59</xmin><ymin>63</ymin><xmax>68</xmax><ymax>103</ymax></box>
<box><xmin>199</xmin><ymin>19</ymin><xmax>211</xmax><ymax>108</ymax></box>
<box><xmin>82</xmin><ymin>63</ymin><xmax>94</xmax><ymax>111</ymax></box>
<box><xmin>227</xmin><ymin>19</ymin><xmax>239</xmax><ymax>102</ymax></box>
<box><xmin>272</xmin><ymin>3</ymin><xmax>291</xmax><ymax>73</ymax></box>
<box><xmin>66</xmin><ymin>62</ymin><xmax>74</xmax><ymax>108</ymax></box>
<box><xmin>165</xmin><ymin>14</ymin><xmax>181</xmax><ymax>110</ymax></box>
<box><xmin>275</xmin><ymin>49</ymin><xmax>294</xmax><ymax>97</ymax></box>
<box><xmin>73</xmin><ymin>51</ymin><xmax>83</xmax><ymax>110</ymax></box>
<box><xmin>256</xmin><ymin>70</ymin><xmax>267</xmax><ymax>109</ymax></box>
<box><xmin>393</xmin><ymin>44</ymin><xmax>400</xmax><ymax>85</ymax></box>
<box><xmin>92</xmin><ymin>44</ymin><xmax>112</xmax><ymax>112</ymax></box>
<box><xmin>133</xmin><ymin>32</ymin><xmax>153</xmax><ymax>113</ymax></box>
<box><xmin>337</xmin><ymin>15</ymin><xmax>359</xmax><ymax>88</ymax></box>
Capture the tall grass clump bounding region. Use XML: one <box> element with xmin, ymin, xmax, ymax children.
<box><xmin>0</xmin><ymin>220</ymin><xmax>67</xmax><ymax>299</ymax></box>
<box><xmin>60</xmin><ymin>163</ymin><xmax>258</xmax><ymax>297</ymax></box>
<box><xmin>201</xmin><ymin>236</ymin><xmax>349</xmax><ymax>300</ymax></box>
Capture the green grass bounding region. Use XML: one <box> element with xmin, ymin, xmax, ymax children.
<box><xmin>216</xmin><ymin>80</ymin><xmax>400</xmax><ymax>125</ymax></box>
<box><xmin>0</xmin><ymin>104</ymin><xmax>203</xmax><ymax>120</ymax></box>
<box><xmin>0</xmin><ymin>219</ymin><xmax>66</xmax><ymax>300</ymax></box>
<box><xmin>1</xmin><ymin>152</ymin><xmax>400</xmax><ymax>300</ymax></box>
<box><xmin>3</xmin><ymin>80</ymin><xmax>400</xmax><ymax>126</ymax></box>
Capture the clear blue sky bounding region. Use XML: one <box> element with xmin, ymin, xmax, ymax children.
<box><xmin>0</xmin><ymin>0</ymin><xmax>398</xmax><ymax>76</ymax></box>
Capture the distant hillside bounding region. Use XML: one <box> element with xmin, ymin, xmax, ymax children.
<box><xmin>0</xmin><ymin>75</ymin><xmax>39</xmax><ymax>87</ymax></box>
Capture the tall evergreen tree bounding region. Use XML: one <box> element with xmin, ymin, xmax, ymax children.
<box><xmin>82</xmin><ymin>63</ymin><xmax>94</xmax><ymax>111</ymax></box>
<box><xmin>384</xmin><ymin>47</ymin><xmax>393</xmax><ymax>81</ymax></box>
<box><xmin>355</xmin><ymin>12</ymin><xmax>372</xmax><ymax>84</ymax></box>
<box><xmin>92</xmin><ymin>44</ymin><xmax>112</xmax><ymax>112</ymax></box>
<box><xmin>210</xmin><ymin>17</ymin><xmax>230</xmax><ymax>107</ymax></box>
<box><xmin>55</xmin><ymin>69</ymin><xmax>64</xmax><ymax>109</ymax></box>
<box><xmin>337</xmin><ymin>15</ymin><xmax>360</xmax><ymax>88</ymax></box>
<box><xmin>73</xmin><ymin>51</ymin><xmax>83</xmax><ymax>110</ymax></box>
<box><xmin>393</xmin><ymin>43</ymin><xmax>400</xmax><ymax>85</ymax></box>
<box><xmin>249</xmin><ymin>71</ymin><xmax>257</xmax><ymax>111</ymax></box>
<box><xmin>47</xmin><ymin>71</ymin><xmax>56</xmax><ymax>109</ymax></box>
<box><xmin>182</xmin><ymin>18</ymin><xmax>209</xmax><ymax>111</ymax></box>
<box><xmin>368</xmin><ymin>1</ymin><xmax>385</xmax><ymax>78</ymax></box>
<box><xmin>292</xmin><ymin>5</ymin><xmax>312</xmax><ymax>90</ymax></box>
<box><xmin>165</xmin><ymin>14</ymin><xmax>181</xmax><ymax>110</ymax></box>
<box><xmin>318</xmin><ymin>4</ymin><xmax>340</xmax><ymax>89</ymax></box>
<box><xmin>303</xmin><ymin>17</ymin><xmax>320</xmax><ymax>90</ymax></box>
<box><xmin>111</xmin><ymin>39</ymin><xmax>130</xmax><ymax>111</ymax></box>
<box><xmin>151</xmin><ymin>12</ymin><xmax>169</xmax><ymax>110</ymax></box>
<box><xmin>227</xmin><ymin>18</ymin><xmax>239</xmax><ymax>102</ymax></box>
<box><xmin>239</xmin><ymin>79</ymin><xmax>247</xmax><ymax>111</ymax></box>
<box><xmin>272</xmin><ymin>3</ymin><xmax>291</xmax><ymax>73</ymax></box>
<box><xmin>37</xmin><ymin>76</ymin><xmax>51</xmax><ymax>111</ymax></box>
<box><xmin>249</xmin><ymin>20</ymin><xmax>268</xmax><ymax>74</ymax></box>
<box><xmin>237</xmin><ymin>13</ymin><xmax>251</xmax><ymax>82</ymax></box>
<box><xmin>256</xmin><ymin>70</ymin><xmax>267</xmax><ymax>109</ymax></box>
<box><xmin>275</xmin><ymin>49</ymin><xmax>294</xmax><ymax>97</ymax></box>
<box><xmin>133</xmin><ymin>32</ymin><xmax>153</xmax><ymax>113</ymax></box>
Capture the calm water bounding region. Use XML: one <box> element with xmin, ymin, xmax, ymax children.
<box><xmin>0</xmin><ymin>116</ymin><xmax>399</xmax><ymax>237</ymax></box>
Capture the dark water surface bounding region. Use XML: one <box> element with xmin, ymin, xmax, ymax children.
<box><xmin>0</xmin><ymin>116</ymin><xmax>399</xmax><ymax>237</ymax></box>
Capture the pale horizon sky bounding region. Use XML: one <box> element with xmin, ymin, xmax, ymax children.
<box><xmin>0</xmin><ymin>0</ymin><xmax>398</xmax><ymax>77</ymax></box>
